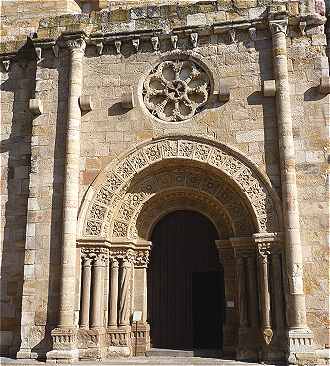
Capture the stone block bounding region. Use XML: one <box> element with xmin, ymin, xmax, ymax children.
<box><xmin>186</xmin><ymin>13</ymin><xmax>207</xmax><ymax>26</ymax></box>
<box><xmin>236</xmin><ymin>129</ymin><xmax>264</xmax><ymax>143</ymax></box>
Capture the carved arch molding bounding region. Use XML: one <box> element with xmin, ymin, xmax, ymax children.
<box><xmin>78</xmin><ymin>136</ymin><xmax>281</xmax><ymax>240</ymax></box>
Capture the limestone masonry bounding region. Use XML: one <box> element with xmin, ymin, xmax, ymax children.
<box><xmin>0</xmin><ymin>0</ymin><xmax>329</xmax><ymax>364</ymax></box>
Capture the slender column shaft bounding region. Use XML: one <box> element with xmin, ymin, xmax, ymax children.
<box><xmin>80</xmin><ymin>257</ymin><xmax>92</xmax><ymax>328</ymax></box>
<box><xmin>90</xmin><ymin>258</ymin><xmax>105</xmax><ymax>328</ymax></box>
<box><xmin>247</xmin><ymin>256</ymin><xmax>258</xmax><ymax>328</ymax></box>
<box><xmin>258</xmin><ymin>245</ymin><xmax>273</xmax><ymax>344</ymax></box>
<box><xmin>119</xmin><ymin>260</ymin><xmax>131</xmax><ymax>326</ymax></box>
<box><xmin>109</xmin><ymin>258</ymin><xmax>119</xmax><ymax>327</ymax></box>
<box><xmin>272</xmin><ymin>252</ymin><xmax>285</xmax><ymax>331</ymax></box>
<box><xmin>237</xmin><ymin>257</ymin><xmax>248</xmax><ymax>328</ymax></box>
<box><xmin>270</xmin><ymin>18</ymin><xmax>307</xmax><ymax>329</ymax></box>
<box><xmin>259</xmin><ymin>253</ymin><xmax>271</xmax><ymax>328</ymax></box>
<box><xmin>58</xmin><ymin>39</ymin><xmax>85</xmax><ymax>328</ymax></box>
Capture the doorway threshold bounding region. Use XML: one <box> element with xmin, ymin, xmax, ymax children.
<box><xmin>146</xmin><ymin>349</ymin><xmax>222</xmax><ymax>358</ymax></box>
<box><xmin>146</xmin><ymin>348</ymin><xmax>194</xmax><ymax>357</ymax></box>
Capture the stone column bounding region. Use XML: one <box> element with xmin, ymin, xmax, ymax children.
<box><xmin>269</xmin><ymin>18</ymin><xmax>313</xmax><ymax>359</ymax></box>
<box><xmin>257</xmin><ymin>243</ymin><xmax>273</xmax><ymax>345</ymax></box>
<box><xmin>47</xmin><ymin>36</ymin><xmax>85</xmax><ymax>363</ymax></box>
<box><xmin>237</xmin><ymin>257</ymin><xmax>248</xmax><ymax>329</ymax></box>
<box><xmin>90</xmin><ymin>254</ymin><xmax>106</xmax><ymax>328</ymax></box>
<box><xmin>108</xmin><ymin>258</ymin><xmax>119</xmax><ymax>327</ymax></box>
<box><xmin>246</xmin><ymin>255</ymin><xmax>259</xmax><ymax>329</ymax></box>
<box><xmin>80</xmin><ymin>256</ymin><xmax>92</xmax><ymax>329</ymax></box>
<box><xmin>119</xmin><ymin>260</ymin><xmax>131</xmax><ymax>326</ymax></box>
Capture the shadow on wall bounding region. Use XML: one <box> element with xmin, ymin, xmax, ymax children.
<box><xmin>29</xmin><ymin>47</ymin><xmax>69</xmax><ymax>359</ymax></box>
<box><xmin>246</xmin><ymin>40</ymin><xmax>281</xmax><ymax>197</ymax></box>
<box><xmin>0</xmin><ymin>42</ymin><xmax>37</xmax><ymax>356</ymax></box>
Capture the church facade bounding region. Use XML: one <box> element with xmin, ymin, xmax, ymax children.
<box><xmin>0</xmin><ymin>0</ymin><xmax>329</xmax><ymax>364</ymax></box>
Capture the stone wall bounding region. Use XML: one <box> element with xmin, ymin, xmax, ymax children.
<box><xmin>0</xmin><ymin>0</ymin><xmax>329</xmax><ymax>359</ymax></box>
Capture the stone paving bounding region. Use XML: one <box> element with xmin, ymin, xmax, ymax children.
<box><xmin>0</xmin><ymin>357</ymin><xmax>277</xmax><ymax>366</ymax></box>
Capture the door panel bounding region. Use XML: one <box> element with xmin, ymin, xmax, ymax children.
<box><xmin>147</xmin><ymin>210</ymin><xmax>224</xmax><ymax>350</ymax></box>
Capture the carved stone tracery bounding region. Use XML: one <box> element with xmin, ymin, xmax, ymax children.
<box><xmin>143</xmin><ymin>60</ymin><xmax>210</xmax><ymax>122</ymax></box>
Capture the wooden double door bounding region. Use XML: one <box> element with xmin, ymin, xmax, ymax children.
<box><xmin>147</xmin><ymin>210</ymin><xmax>225</xmax><ymax>351</ymax></box>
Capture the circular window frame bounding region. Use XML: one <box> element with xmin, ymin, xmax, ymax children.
<box><xmin>138</xmin><ymin>51</ymin><xmax>215</xmax><ymax>125</ymax></box>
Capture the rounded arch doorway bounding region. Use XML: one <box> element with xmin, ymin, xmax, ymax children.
<box><xmin>147</xmin><ymin>210</ymin><xmax>225</xmax><ymax>352</ymax></box>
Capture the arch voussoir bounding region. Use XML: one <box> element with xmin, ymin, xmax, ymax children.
<box><xmin>78</xmin><ymin>136</ymin><xmax>281</xmax><ymax>240</ymax></box>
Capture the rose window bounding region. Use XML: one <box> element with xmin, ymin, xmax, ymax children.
<box><xmin>143</xmin><ymin>59</ymin><xmax>210</xmax><ymax>122</ymax></box>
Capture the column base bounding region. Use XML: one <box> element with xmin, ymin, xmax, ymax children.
<box><xmin>287</xmin><ymin>328</ymin><xmax>316</xmax><ymax>364</ymax></box>
<box><xmin>77</xmin><ymin>327</ymin><xmax>106</xmax><ymax>360</ymax></box>
<box><xmin>131</xmin><ymin>322</ymin><xmax>150</xmax><ymax>356</ymax></box>
<box><xmin>46</xmin><ymin>327</ymin><xmax>79</xmax><ymax>364</ymax></box>
<box><xmin>16</xmin><ymin>349</ymin><xmax>39</xmax><ymax>360</ymax></box>
<box><xmin>106</xmin><ymin>325</ymin><xmax>132</xmax><ymax>357</ymax></box>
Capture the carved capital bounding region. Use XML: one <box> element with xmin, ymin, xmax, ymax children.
<box><xmin>81</xmin><ymin>247</ymin><xmax>108</xmax><ymax>264</ymax></box>
<box><xmin>257</xmin><ymin>242</ymin><xmax>271</xmax><ymax>261</ymax></box>
<box><xmin>110</xmin><ymin>248</ymin><xmax>135</xmax><ymax>263</ymax></box>
<box><xmin>269</xmin><ymin>19</ymin><xmax>288</xmax><ymax>36</ymax></box>
<box><xmin>134</xmin><ymin>249</ymin><xmax>150</xmax><ymax>267</ymax></box>
<box><xmin>64</xmin><ymin>38</ymin><xmax>86</xmax><ymax>53</ymax></box>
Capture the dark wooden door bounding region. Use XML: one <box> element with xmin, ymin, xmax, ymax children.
<box><xmin>147</xmin><ymin>210</ymin><xmax>224</xmax><ymax>350</ymax></box>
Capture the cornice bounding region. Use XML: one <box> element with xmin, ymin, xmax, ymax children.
<box><xmin>0</xmin><ymin>10</ymin><xmax>326</xmax><ymax>61</ymax></box>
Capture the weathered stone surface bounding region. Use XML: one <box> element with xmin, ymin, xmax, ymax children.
<box><xmin>0</xmin><ymin>0</ymin><xmax>328</xmax><ymax>364</ymax></box>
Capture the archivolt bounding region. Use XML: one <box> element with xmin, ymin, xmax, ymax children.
<box><xmin>77</xmin><ymin>135</ymin><xmax>281</xmax><ymax>240</ymax></box>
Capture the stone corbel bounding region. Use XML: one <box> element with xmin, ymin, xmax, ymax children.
<box><xmin>217</xmin><ymin>80</ymin><xmax>231</xmax><ymax>102</ymax></box>
<box><xmin>319</xmin><ymin>76</ymin><xmax>330</xmax><ymax>94</ymax></box>
<box><xmin>171</xmin><ymin>35</ymin><xmax>178</xmax><ymax>49</ymax></box>
<box><xmin>35</xmin><ymin>47</ymin><xmax>42</xmax><ymax>63</ymax></box>
<box><xmin>119</xmin><ymin>90</ymin><xmax>135</xmax><ymax>109</ymax></box>
<box><xmin>132</xmin><ymin>39</ymin><xmax>140</xmax><ymax>52</ymax></box>
<box><xmin>299</xmin><ymin>20</ymin><xmax>307</xmax><ymax>35</ymax></box>
<box><xmin>79</xmin><ymin>95</ymin><xmax>93</xmax><ymax>112</ymax></box>
<box><xmin>29</xmin><ymin>98</ymin><xmax>43</xmax><ymax>115</ymax></box>
<box><xmin>1</xmin><ymin>60</ymin><xmax>11</xmax><ymax>72</ymax></box>
<box><xmin>190</xmin><ymin>32</ymin><xmax>198</xmax><ymax>48</ymax></box>
<box><xmin>228</xmin><ymin>29</ymin><xmax>236</xmax><ymax>43</ymax></box>
<box><xmin>151</xmin><ymin>36</ymin><xmax>159</xmax><ymax>51</ymax></box>
<box><xmin>115</xmin><ymin>40</ymin><xmax>122</xmax><ymax>54</ymax></box>
<box><xmin>263</xmin><ymin>80</ymin><xmax>276</xmax><ymax>97</ymax></box>
<box><xmin>95</xmin><ymin>41</ymin><xmax>103</xmax><ymax>56</ymax></box>
<box><xmin>52</xmin><ymin>44</ymin><xmax>59</xmax><ymax>58</ymax></box>
<box><xmin>248</xmin><ymin>27</ymin><xmax>257</xmax><ymax>41</ymax></box>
